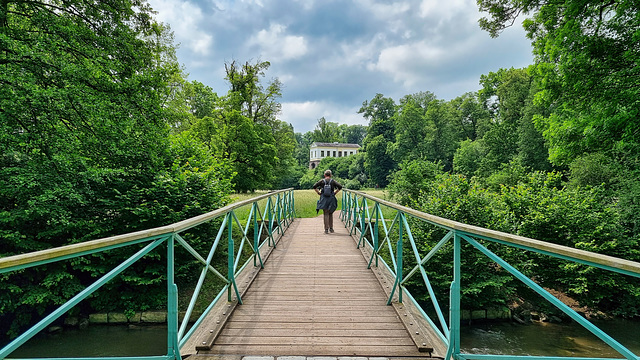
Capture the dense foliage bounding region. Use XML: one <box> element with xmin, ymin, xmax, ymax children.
<box><xmin>0</xmin><ymin>0</ymin><xmax>234</xmax><ymax>337</ymax></box>
<box><xmin>1</xmin><ymin>0</ymin><xmax>638</xmax><ymax>340</ymax></box>
<box><xmin>355</xmin><ymin>0</ymin><xmax>640</xmax><ymax>317</ymax></box>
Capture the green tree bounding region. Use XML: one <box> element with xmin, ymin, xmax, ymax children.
<box><xmin>311</xmin><ymin>117</ymin><xmax>340</xmax><ymax>143</ymax></box>
<box><xmin>337</xmin><ymin>124</ymin><xmax>368</xmax><ymax>145</ymax></box>
<box><xmin>393</xmin><ymin>93</ymin><xmax>461</xmax><ymax>170</ymax></box>
<box><xmin>359</xmin><ymin>93</ymin><xmax>396</xmax><ymax>142</ymax></box>
<box><xmin>363</xmin><ymin>134</ymin><xmax>395</xmax><ymax>187</ymax></box>
<box><xmin>360</xmin><ymin>94</ymin><xmax>397</xmax><ymax>187</ymax></box>
<box><xmin>453</xmin><ymin>139</ymin><xmax>487</xmax><ymax>178</ymax></box>
<box><xmin>449</xmin><ymin>92</ymin><xmax>491</xmax><ymax>141</ymax></box>
<box><xmin>0</xmin><ymin>0</ymin><xmax>234</xmax><ymax>335</ymax></box>
<box><xmin>478</xmin><ymin>0</ymin><xmax>640</xmax><ymax>166</ymax></box>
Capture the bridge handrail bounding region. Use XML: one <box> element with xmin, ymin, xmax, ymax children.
<box><xmin>0</xmin><ymin>189</ymin><xmax>294</xmax><ymax>273</ymax></box>
<box><xmin>340</xmin><ymin>189</ymin><xmax>640</xmax><ymax>360</ymax></box>
<box><xmin>344</xmin><ymin>189</ymin><xmax>640</xmax><ymax>276</ymax></box>
<box><xmin>0</xmin><ymin>188</ymin><xmax>296</xmax><ymax>360</ymax></box>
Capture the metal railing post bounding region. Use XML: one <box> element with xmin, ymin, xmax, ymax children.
<box><xmin>292</xmin><ymin>190</ymin><xmax>296</xmax><ymax>218</ymax></box>
<box><xmin>267</xmin><ymin>197</ymin><xmax>274</xmax><ymax>246</ymax></box>
<box><xmin>226</xmin><ymin>212</ymin><xmax>242</xmax><ymax>304</ymax></box>
<box><xmin>387</xmin><ymin>212</ymin><xmax>404</xmax><ymax>304</ymax></box>
<box><xmin>446</xmin><ymin>231</ymin><xmax>461</xmax><ymax>360</ymax></box>
<box><xmin>167</xmin><ymin>234</ymin><xmax>179</xmax><ymax>359</ymax></box>
<box><xmin>253</xmin><ymin>202</ymin><xmax>264</xmax><ymax>268</ymax></box>
<box><xmin>374</xmin><ymin>203</ymin><xmax>379</xmax><ymax>267</ymax></box>
<box><xmin>357</xmin><ymin>198</ymin><xmax>367</xmax><ymax>248</ymax></box>
<box><xmin>276</xmin><ymin>193</ymin><xmax>282</xmax><ymax>233</ymax></box>
<box><xmin>397</xmin><ymin>212</ymin><xmax>404</xmax><ymax>303</ymax></box>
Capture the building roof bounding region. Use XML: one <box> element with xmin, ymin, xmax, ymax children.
<box><xmin>310</xmin><ymin>142</ymin><xmax>361</xmax><ymax>148</ymax></box>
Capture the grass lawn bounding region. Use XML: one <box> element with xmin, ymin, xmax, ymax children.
<box><xmin>228</xmin><ymin>188</ymin><xmax>395</xmax><ymax>220</ymax></box>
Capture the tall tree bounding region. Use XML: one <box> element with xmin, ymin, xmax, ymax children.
<box><xmin>311</xmin><ymin>117</ymin><xmax>340</xmax><ymax>143</ymax></box>
<box><xmin>360</xmin><ymin>94</ymin><xmax>397</xmax><ymax>187</ymax></box>
<box><xmin>359</xmin><ymin>93</ymin><xmax>396</xmax><ymax>141</ymax></box>
<box><xmin>219</xmin><ymin>59</ymin><xmax>282</xmax><ymax>191</ymax></box>
<box><xmin>477</xmin><ymin>0</ymin><xmax>640</xmax><ymax>165</ymax></box>
<box><xmin>0</xmin><ymin>0</ymin><xmax>234</xmax><ymax>335</ymax></box>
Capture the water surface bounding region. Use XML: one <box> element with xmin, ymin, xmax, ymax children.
<box><xmin>7</xmin><ymin>319</ymin><xmax>640</xmax><ymax>358</ymax></box>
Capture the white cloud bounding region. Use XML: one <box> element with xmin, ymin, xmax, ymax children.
<box><xmin>419</xmin><ymin>0</ymin><xmax>475</xmax><ymax>22</ymax></box>
<box><xmin>248</xmin><ymin>23</ymin><xmax>308</xmax><ymax>61</ymax></box>
<box><xmin>355</xmin><ymin>0</ymin><xmax>411</xmax><ymax>18</ymax></box>
<box><xmin>373</xmin><ymin>40</ymin><xmax>447</xmax><ymax>87</ymax></box>
<box><xmin>281</xmin><ymin>101</ymin><xmax>365</xmax><ymax>133</ymax></box>
<box><xmin>148</xmin><ymin>0</ymin><xmax>213</xmax><ymax>55</ymax></box>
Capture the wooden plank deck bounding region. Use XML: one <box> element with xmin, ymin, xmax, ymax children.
<box><xmin>191</xmin><ymin>216</ymin><xmax>438</xmax><ymax>358</ymax></box>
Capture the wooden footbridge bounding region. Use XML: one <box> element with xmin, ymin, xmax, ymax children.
<box><xmin>182</xmin><ymin>216</ymin><xmax>443</xmax><ymax>357</ymax></box>
<box><xmin>2</xmin><ymin>188</ymin><xmax>640</xmax><ymax>360</ymax></box>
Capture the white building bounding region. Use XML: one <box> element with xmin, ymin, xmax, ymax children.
<box><xmin>309</xmin><ymin>142</ymin><xmax>361</xmax><ymax>169</ymax></box>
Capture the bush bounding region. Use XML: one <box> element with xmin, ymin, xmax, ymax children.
<box><xmin>392</xmin><ymin>170</ymin><xmax>640</xmax><ymax>316</ymax></box>
<box><xmin>387</xmin><ymin>159</ymin><xmax>443</xmax><ymax>206</ymax></box>
<box><xmin>344</xmin><ymin>179</ymin><xmax>362</xmax><ymax>190</ymax></box>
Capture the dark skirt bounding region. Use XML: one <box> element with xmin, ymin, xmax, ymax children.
<box><xmin>316</xmin><ymin>195</ymin><xmax>338</xmax><ymax>213</ymax></box>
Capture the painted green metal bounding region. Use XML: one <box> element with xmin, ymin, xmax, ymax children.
<box><xmin>175</xmin><ymin>217</ymin><xmax>230</xmax><ymax>341</ymax></box>
<box><xmin>373</xmin><ymin>203</ymin><xmax>379</xmax><ymax>267</ymax></box>
<box><xmin>357</xmin><ymin>198</ymin><xmax>367</xmax><ymax>248</ymax></box>
<box><xmin>402</xmin><ymin>289</ymin><xmax>449</xmax><ymax>346</ymax></box>
<box><xmin>1</xmin><ymin>189</ymin><xmax>295</xmax><ymax>360</ymax></box>
<box><xmin>7</xmin><ymin>357</ymin><xmax>171</xmax><ymax>360</ymax></box>
<box><xmin>253</xmin><ymin>203</ymin><xmax>264</xmax><ymax>268</ymax></box>
<box><xmin>0</xmin><ymin>238</ymin><xmax>167</xmax><ymax>359</ymax></box>
<box><xmin>463</xmin><ymin>234</ymin><xmax>637</xmax><ymax>360</ymax></box>
<box><xmin>342</xmin><ymin>189</ymin><xmax>640</xmax><ymax>360</ymax></box>
<box><xmin>387</xmin><ymin>212</ymin><xmax>404</xmax><ymax>305</ymax></box>
<box><xmin>167</xmin><ymin>236</ymin><xmax>179</xmax><ymax>359</ymax></box>
<box><xmin>0</xmin><ymin>235</ymin><xmax>169</xmax><ymax>275</ymax></box>
<box><xmin>227</xmin><ymin>212</ymin><xmax>242</xmax><ymax>304</ymax></box>
<box><xmin>459</xmin><ymin>355</ymin><xmax>626</xmax><ymax>360</ymax></box>
<box><xmin>178</xmin><ymin>284</ymin><xmax>228</xmax><ymax>349</ymax></box>
<box><xmin>401</xmin><ymin>230</ymin><xmax>453</xmax><ymax>285</ymax></box>
<box><xmin>402</xmin><ymin>215</ymin><xmax>448</xmax><ymax>338</ymax></box>
<box><xmin>469</xmin><ymin>232</ymin><xmax>640</xmax><ymax>279</ymax></box>
<box><xmin>174</xmin><ymin>233</ymin><xmax>228</xmax><ymax>284</ymax></box>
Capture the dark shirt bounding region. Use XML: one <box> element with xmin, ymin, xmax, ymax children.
<box><xmin>312</xmin><ymin>178</ymin><xmax>343</xmax><ymax>192</ymax></box>
<box><xmin>313</xmin><ymin>178</ymin><xmax>342</xmax><ymax>212</ymax></box>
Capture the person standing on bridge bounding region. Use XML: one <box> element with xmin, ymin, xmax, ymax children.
<box><xmin>313</xmin><ymin>170</ymin><xmax>342</xmax><ymax>234</ymax></box>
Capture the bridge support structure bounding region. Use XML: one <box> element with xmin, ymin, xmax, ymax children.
<box><xmin>0</xmin><ymin>189</ymin><xmax>296</xmax><ymax>360</ymax></box>
<box><xmin>341</xmin><ymin>189</ymin><xmax>640</xmax><ymax>360</ymax></box>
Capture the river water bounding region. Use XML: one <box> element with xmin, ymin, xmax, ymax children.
<box><xmin>7</xmin><ymin>320</ymin><xmax>640</xmax><ymax>358</ymax></box>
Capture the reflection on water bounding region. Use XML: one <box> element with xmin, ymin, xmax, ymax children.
<box><xmin>461</xmin><ymin>319</ymin><xmax>640</xmax><ymax>358</ymax></box>
<box><xmin>6</xmin><ymin>319</ymin><xmax>640</xmax><ymax>358</ymax></box>
<box><xmin>7</xmin><ymin>325</ymin><xmax>166</xmax><ymax>358</ymax></box>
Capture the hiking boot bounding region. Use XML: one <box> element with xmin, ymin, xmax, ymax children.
<box><xmin>329</xmin><ymin>228</ymin><xmax>334</xmax><ymax>233</ymax></box>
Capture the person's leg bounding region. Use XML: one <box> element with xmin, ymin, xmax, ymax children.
<box><xmin>323</xmin><ymin>209</ymin><xmax>330</xmax><ymax>233</ymax></box>
<box><xmin>328</xmin><ymin>210</ymin><xmax>334</xmax><ymax>232</ymax></box>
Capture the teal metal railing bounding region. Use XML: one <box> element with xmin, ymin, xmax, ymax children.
<box><xmin>340</xmin><ymin>189</ymin><xmax>640</xmax><ymax>360</ymax></box>
<box><xmin>0</xmin><ymin>189</ymin><xmax>295</xmax><ymax>360</ymax></box>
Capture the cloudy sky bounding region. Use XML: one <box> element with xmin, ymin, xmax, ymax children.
<box><xmin>147</xmin><ymin>0</ymin><xmax>533</xmax><ymax>133</ymax></box>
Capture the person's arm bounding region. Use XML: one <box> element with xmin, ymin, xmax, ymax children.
<box><xmin>312</xmin><ymin>180</ymin><xmax>322</xmax><ymax>195</ymax></box>
<box><xmin>333</xmin><ymin>180</ymin><xmax>342</xmax><ymax>195</ymax></box>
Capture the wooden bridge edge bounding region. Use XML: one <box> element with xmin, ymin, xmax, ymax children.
<box><xmin>181</xmin><ymin>219</ymin><xmax>297</xmax><ymax>356</ymax></box>
<box><xmin>346</xmin><ymin>220</ymin><xmax>448</xmax><ymax>359</ymax></box>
